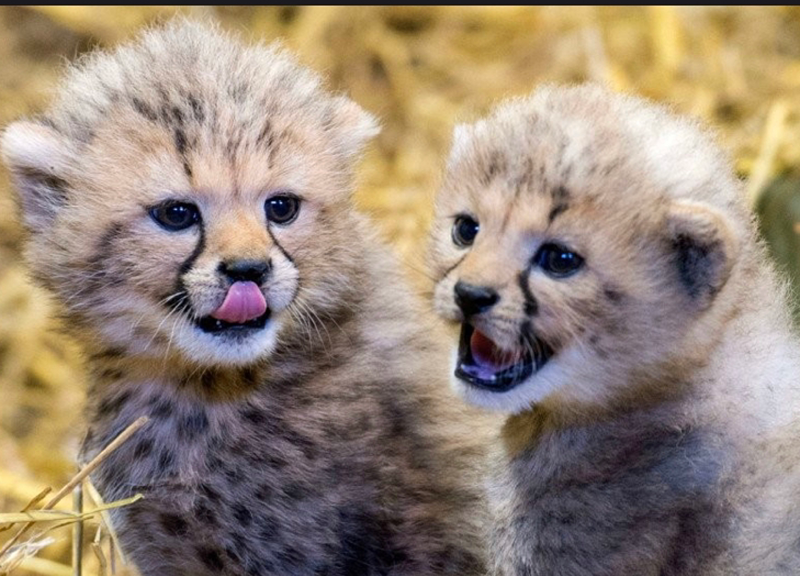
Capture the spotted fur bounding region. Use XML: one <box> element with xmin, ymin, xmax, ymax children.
<box><xmin>429</xmin><ymin>84</ymin><xmax>800</xmax><ymax>575</ymax></box>
<box><xmin>2</xmin><ymin>21</ymin><xmax>491</xmax><ymax>576</ymax></box>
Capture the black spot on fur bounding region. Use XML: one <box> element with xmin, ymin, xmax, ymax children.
<box><xmin>174</xmin><ymin>128</ymin><xmax>193</xmax><ymax>179</ymax></box>
<box><xmin>85</xmin><ymin>222</ymin><xmax>128</xmax><ymax>289</ymax></box>
<box><xmin>170</xmin><ymin>105</ymin><xmax>184</xmax><ymax>126</ymax></box>
<box><xmin>550</xmin><ymin>186</ymin><xmax>570</xmax><ymax>207</ymax></box>
<box><xmin>548</xmin><ymin>201</ymin><xmax>569</xmax><ymax>224</ymax></box>
<box><xmin>518</xmin><ymin>270</ymin><xmax>539</xmax><ymax>316</ymax></box>
<box><xmin>150</xmin><ymin>398</ymin><xmax>174</xmax><ymax>419</ymax></box>
<box><xmin>132</xmin><ymin>437</ymin><xmax>154</xmax><ymax>459</ymax></box>
<box><xmin>179</xmin><ymin>409</ymin><xmax>209</xmax><ymax>440</ymax></box>
<box><xmin>282</xmin><ymin>429</ymin><xmax>317</xmax><ymax>459</ymax></box>
<box><xmin>160</xmin><ymin>512</ymin><xmax>189</xmax><ymax>536</ymax></box>
<box><xmin>157</xmin><ymin>448</ymin><xmax>175</xmax><ymax>470</ymax></box>
<box><xmin>275</xmin><ymin>545</ymin><xmax>305</xmax><ymax>569</ymax></box>
<box><xmin>97</xmin><ymin>390</ymin><xmax>132</xmax><ymax>417</ymax></box>
<box><xmin>283</xmin><ymin>482</ymin><xmax>310</xmax><ymax>501</ymax></box>
<box><xmin>200</xmin><ymin>370</ymin><xmax>216</xmax><ymax>391</ymax></box>
<box><xmin>224</xmin><ymin>543</ymin><xmax>243</xmax><ymax>564</ymax></box>
<box><xmin>96</xmin><ymin>458</ymin><xmax>125</xmax><ymax>491</ymax></box>
<box><xmin>97</xmin><ymin>367</ymin><xmax>125</xmax><ymax>381</ymax></box>
<box><xmin>256</xmin><ymin>119</ymin><xmax>274</xmax><ymax>150</ymax></box>
<box><xmin>240</xmin><ymin>406</ymin><xmax>267</xmax><ymax>426</ymax></box>
<box><xmin>131</xmin><ymin>97</ymin><xmax>158</xmax><ymax>122</ymax></box>
<box><xmin>223</xmin><ymin>463</ymin><xmax>243</xmax><ymax>485</ymax></box>
<box><xmin>482</xmin><ymin>152</ymin><xmax>503</xmax><ymax>185</ymax></box>
<box><xmin>603</xmin><ymin>285</ymin><xmax>624</xmax><ymax>303</ymax></box>
<box><xmin>188</xmin><ymin>94</ymin><xmax>205</xmax><ymax>123</ymax></box>
<box><xmin>229</xmin><ymin>81</ymin><xmax>248</xmax><ymax>103</ymax></box>
<box><xmin>197</xmin><ymin>546</ymin><xmax>224</xmax><ymax>571</ymax></box>
<box><xmin>233</xmin><ymin>503</ymin><xmax>253</xmax><ymax>527</ymax></box>
<box><xmin>206</xmin><ymin>454</ymin><xmax>224</xmax><ymax>472</ymax></box>
<box><xmin>265</xmin><ymin>454</ymin><xmax>288</xmax><ymax>469</ymax></box>
<box><xmin>92</xmin><ymin>347</ymin><xmax>125</xmax><ymax>361</ymax></box>
<box><xmin>257</xmin><ymin>516</ymin><xmax>281</xmax><ymax>540</ymax></box>
<box><xmin>255</xmin><ymin>484</ymin><xmax>274</xmax><ymax>502</ymax></box>
<box><xmin>173</xmin><ymin>127</ymin><xmax>188</xmax><ymax>155</ymax></box>
<box><xmin>240</xmin><ymin>366</ymin><xmax>260</xmax><ymax>388</ymax></box>
<box><xmin>199</xmin><ymin>483</ymin><xmax>222</xmax><ymax>502</ymax></box>
<box><xmin>336</xmin><ymin>507</ymin><xmax>399</xmax><ymax>575</ymax></box>
<box><xmin>379</xmin><ymin>395</ymin><xmax>410</xmax><ymax>440</ymax></box>
<box><xmin>194</xmin><ymin>499</ymin><xmax>219</xmax><ymax>526</ymax></box>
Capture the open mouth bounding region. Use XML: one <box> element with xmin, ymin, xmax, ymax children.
<box><xmin>195</xmin><ymin>280</ymin><xmax>270</xmax><ymax>335</ymax></box>
<box><xmin>196</xmin><ymin>310</ymin><xmax>270</xmax><ymax>334</ymax></box>
<box><xmin>455</xmin><ymin>323</ymin><xmax>552</xmax><ymax>392</ymax></box>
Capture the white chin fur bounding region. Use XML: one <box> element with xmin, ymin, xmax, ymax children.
<box><xmin>448</xmin><ymin>345</ymin><xmax>564</xmax><ymax>414</ymax></box>
<box><xmin>175</xmin><ymin>319</ymin><xmax>281</xmax><ymax>367</ymax></box>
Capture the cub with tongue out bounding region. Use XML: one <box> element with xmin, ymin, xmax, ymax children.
<box><xmin>1</xmin><ymin>21</ymin><xmax>491</xmax><ymax>576</ymax></box>
<box><xmin>430</xmin><ymin>84</ymin><xmax>800</xmax><ymax>575</ymax></box>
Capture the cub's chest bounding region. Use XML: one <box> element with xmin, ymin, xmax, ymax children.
<box><xmin>490</xmin><ymin>415</ymin><xmax>723</xmax><ymax>575</ymax></box>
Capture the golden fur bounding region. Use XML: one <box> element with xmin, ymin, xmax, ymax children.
<box><xmin>429</xmin><ymin>84</ymin><xmax>800</xmax><ymax>575</ymax></box>
<box><xmin>3</xmin><ymin>21</ymin><xmax>490</xmax><ymax>576</ymax></box>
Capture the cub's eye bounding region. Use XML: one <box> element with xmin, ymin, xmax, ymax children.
<box><xmin>149</xmin><ymin>201</ymin><xmax>200</xmax><ymax>231</ymax></box>
<box><xmin>265</xmin><ymin>194</ymin><xmax>300</xmax><ymax>225</ymax></box>
<box><xmin>535</xmin><ymin>243</ymin><xmax>584</xmax><ymax>278</ymax></box>
<box><xmin>452</xmin><ymin>214</ymin><xmax>479</xmax><ymax>247</ymax></box>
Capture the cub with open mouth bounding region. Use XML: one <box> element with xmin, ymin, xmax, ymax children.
<box><xmin>429</xmin><ymin>84</ymin><xmax>800</xmax><ymax>574</ymax></box>
<box><xmin>2</xmin><ymin>21</ymin><xmax>490</xmax><ymax>576</ymax></box>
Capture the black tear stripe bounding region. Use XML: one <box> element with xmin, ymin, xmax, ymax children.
<box><xmin>439</xmin><ymin>254</ymin><xmax>468</xmax><ymax>283</ymax></box>
<box><xmin>167</xmin><ymin>222</ymin><xmax>206</xmax><ymax>315</ymax></box>
<box><xmin>518</xmin><ymin>269</ymin><xmax>538</xmax><ymax>316</ymax></box>
<box><xmin>518</xmin><ymin>318</ymin><xmax>536</xmax><ymax>350</ymax></box>
<box><xmin>266</xmin><ymin>226</ymin><xmax>294</xmax><ymax>266</ymax></box>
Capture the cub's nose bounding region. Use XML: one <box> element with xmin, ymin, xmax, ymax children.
<box><xmin>454</xmin><ymin>281</ymin><xmax>499</xmax><ymax>317</ymax></box>
<box><xmin>219</xmin><ymin>259</ymin><xmax>271</xmax><ymax>284</ymax></box>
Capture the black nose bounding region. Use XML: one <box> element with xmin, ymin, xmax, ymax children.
<box><xmin>454</xmin><ymin>281</ymin><xmax>499</xmax><ymax>317</ymax></box>
<box><xmin>219</xmin><ymin>259</ymin><xmax>271</xmax><ymax>284</ymax></box>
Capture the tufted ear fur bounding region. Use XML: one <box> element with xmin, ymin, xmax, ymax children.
<box><xmin>666</xmin><ymin>200</ymin><xmax>738</xmax><ymax>309</ymax></box>
<box><xmin>447</xmin><ymin>123</ymin><xmax>472</xmax><ymax>167</ymax></box>
<box><xmin>1</xmin><ymin>121</ymin><xmax>75</xmax><ymax>233</ymax></box>
<box><xmin>328</xmin><ymin>96</ymin><xmax>380</xmax><ymax>159</ymax></box>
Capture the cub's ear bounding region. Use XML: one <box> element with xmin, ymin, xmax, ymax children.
<box><xmin>447</xmin><ymin>123</ymin><xmax>472</xmax><ymax>167</ymax></box>
<box><xmin>1</xmin><ymin>121</ymin><xmax>74</xmax><ymax>232</ymax></box>
<box><xmin>328</xmin><ymin>96</ymin><xmax>380</xmax><ymax>159</ymax></box>
<box><xmin>665</xmin><ymin>200</ymin><xmax>738</xmax><ymax>308</ymax></box>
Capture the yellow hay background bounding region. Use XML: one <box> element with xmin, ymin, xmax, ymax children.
<box><xmin>0</xmin><ymin>6</ymin><xmax>799</xmax><ymax>575</ymax></box>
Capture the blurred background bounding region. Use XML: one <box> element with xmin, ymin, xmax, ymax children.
<box><xmin>0</xmin><ymin>6</ymin><xmax>798</xmax><ymax>575</ymax></box>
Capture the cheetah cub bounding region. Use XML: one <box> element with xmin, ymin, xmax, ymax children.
<box><xmin>429</xmin><ymin>84</ymin><xmax>800</xmax><ymax>575</ymax></box>
<box><xmin>2</xmin><ymin>21</ymin><xmax>489</xmax><ymax>576</ymax></box>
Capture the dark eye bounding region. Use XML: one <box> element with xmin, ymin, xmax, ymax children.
<box><xmin>149</xmin><ymin>201</ymin><xmax>200</xmax><ymax>231</ymax></box>
<box><xmin>535</xmin><ymin>243</ymin><xmax>584</xmax><ymax>278</ymax></box>
<box><xmin>452</xmin><ymin>214</ymin><xmax>479</xmax><ymax>247</ymax></box>
<box><xmin>265</xmin><ymin>194</ymin><xmax>300</xmax><ymax>225</ymax></box>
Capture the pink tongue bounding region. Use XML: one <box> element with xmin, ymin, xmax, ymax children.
<box><xmin>210</xmin><ymin>281</ymin><xmax>267</xmax><ymax>324</ymax></box>
<box><xmin>471</xmin><ymin>330</ymin><xmax>520</xmax><ymax>372</ymax></box>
